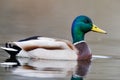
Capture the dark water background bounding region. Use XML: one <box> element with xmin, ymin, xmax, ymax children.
<box><xmin>0</xmin><ymin>0</ymin><xmax>120</xmax><ymax>80</ymax></box>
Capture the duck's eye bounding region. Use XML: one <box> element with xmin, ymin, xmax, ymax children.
<box><xmin>84</xmin><ymin>20</ymin><xmax>90</xmax><ymax>24</ymax></box>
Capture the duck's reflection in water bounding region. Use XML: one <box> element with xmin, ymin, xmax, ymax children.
<box><xmin>3</xmin><ymin>57</ymin><xmax>91</xmax><ymax>79</ymax></box>
<box><xmin>71</xmin><ymin>60</ymin><xmax>91</xmax><ymax>80</ymax></box>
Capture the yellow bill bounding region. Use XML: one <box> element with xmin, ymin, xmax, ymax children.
<box><xmin>91</xmin><ymin>24</ymin><xmax>107</xmax><ymax>34</ymax></box>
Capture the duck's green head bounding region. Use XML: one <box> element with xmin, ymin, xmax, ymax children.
<box><xmin>72</xmin><ymin>15</ymin><xmax>107</xmax><ymax>43</ymax></box>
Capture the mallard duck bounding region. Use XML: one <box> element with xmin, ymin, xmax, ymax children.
<box><xmin>1</xmin><ymin>15</ymin><xmax>107</xmax><ymax>60</ymax></box>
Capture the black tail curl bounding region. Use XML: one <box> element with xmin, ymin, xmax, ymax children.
<box><xmin>5</xmin><ymin>42</ymin><xmax>21</xmax><ymax>58</ymax></box>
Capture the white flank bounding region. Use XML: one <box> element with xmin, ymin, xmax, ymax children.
<box><xmin>28</xmin><ymin>48</ymin><xmax>77</xmax><ymax>60</ymax></box>
<box><xmin>17</xmin><ymin>50</ymin><xmax>30</xmax><ymax>58</ymax></box>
